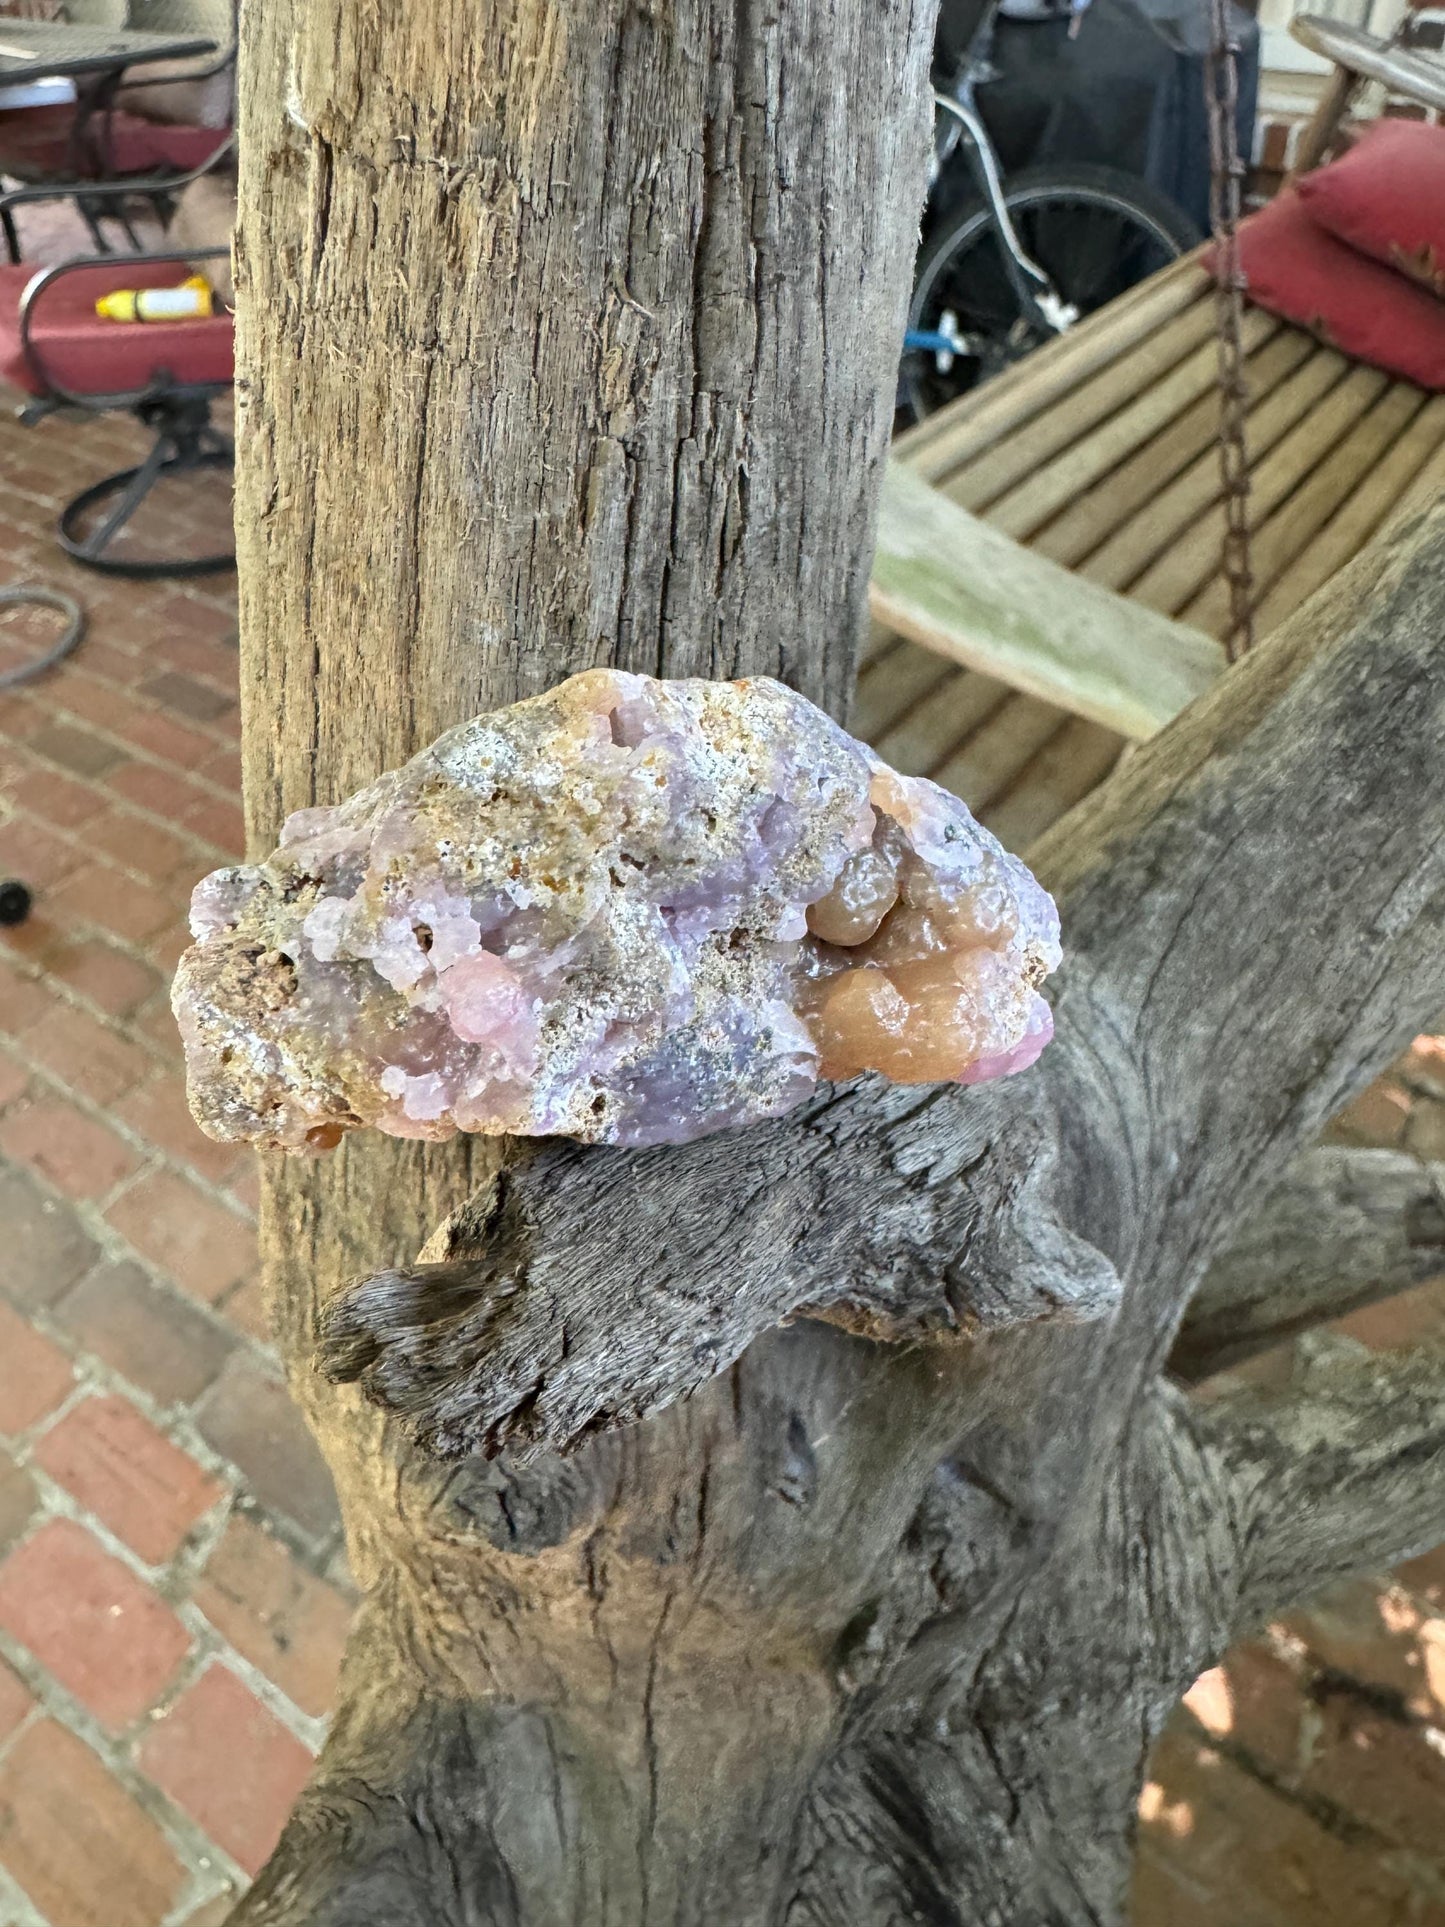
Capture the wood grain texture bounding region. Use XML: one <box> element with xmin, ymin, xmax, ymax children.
<box><xmin>1201</xmin><ymin>1333</ymin><xmax>1445</xmax><ymax>1620</ymax></box>
<box><xmin>1173</xmin><ymin>1147</ymin><xmax>1445</xmax><ymax>1381</ymax></box>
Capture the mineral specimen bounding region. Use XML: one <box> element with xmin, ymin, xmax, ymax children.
<box><xmin>173</xmin><ymin>670</ymin><xmax>1060</xmax><ymax>1151</ymax></box>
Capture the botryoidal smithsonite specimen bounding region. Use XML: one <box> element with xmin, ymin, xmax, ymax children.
<box><xmin>173</xmin><ymin>670</ymin><xmax>1060</xmax><ymax>1152</ymax></box>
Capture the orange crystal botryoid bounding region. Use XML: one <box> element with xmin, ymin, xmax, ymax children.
<box><xmin>802</xmin><ymin>850</ymin><xmax>1047</xmax><ymax>1085</ymax></box>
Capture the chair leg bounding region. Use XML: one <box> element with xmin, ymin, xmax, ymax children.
<box><xmin>74</xmin><ymin>434</ymin><xmax>172</xmax><ymax>559</ymax></box>
<box><xmin>0</xmin><ymin>208</ymin><xmax>18</xmax><ymax>267</ymax></box>
<box><xmin>76</xmin><ymin>197</ymin><xmax>113</xmax><ymax>255</ymax></box>
<box><xmin>1289</xmin><ymin>67</ymin><xmax>1357</xmax><ymax>180</ymax></box>
<box><xmin>57</xmin><ymin>397</ymin><xmax>235</xmax><ymax>579</ymax></box>
<box><xmin>116</xmin><ymin>200</ymin><xmax>145</xmax><ymax>252</ymax></box>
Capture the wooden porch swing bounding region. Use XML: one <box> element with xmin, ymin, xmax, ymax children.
<box><xmin>862</xmin><ymin>12</ymin><xmax>1445</xmax><ymax>852</ymax></box>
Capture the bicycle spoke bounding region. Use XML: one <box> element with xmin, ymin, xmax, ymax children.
<box><xmin>925</xmin><ymin>242</ymin><xmax>1018</xmax><ymax>333</ymax></box>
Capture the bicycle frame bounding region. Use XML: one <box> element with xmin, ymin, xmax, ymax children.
<box><xmin>931</xmin><ymin>101</ymin><xmax>1056</xmax><ymax>321</ymax></box>
<box><xmin>911</xmin><ymin>0</ymin><xmax>1084</xmax><ymax>346</ymax></box>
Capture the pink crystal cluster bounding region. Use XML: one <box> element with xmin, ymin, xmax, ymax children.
<box><xmin>173</xmin><ymin>670</ymin><xmax>1060</xmax><ymax>1151</ymax></box>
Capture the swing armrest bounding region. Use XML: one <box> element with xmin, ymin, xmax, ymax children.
<box><xmin>868</xmin><ymin>463</ymin><xmax>1225</xmax><ymax>741</ymax></box>
<box><xmin>1289</xmin><ymin>15</ymin><xmax>1445</xmax><ymax>115</ymax></box>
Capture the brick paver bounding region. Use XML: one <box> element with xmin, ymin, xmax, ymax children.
<box><xmin>33</xmin><ymin>1395</ymin><xmax>224</xmax><ymax>1564</ymax></box>
<box><xmin>193</xmin><ymin>1514</ymin><xmax>351</xmax><ymax>1719</ymax></box>
<box><xmin>0</xmin><ymin>1299</ymin><xmax>72</xmax><ymax>1437</ymax></box>
<box><xmin>53</xmin><ymin>1257</ymin><xmax>235</xmax><ymax>1408</ymax></box>
<box><xmin>0</xmin><ymin>1720</ymin><xmax>186</xmax><ymax>1927</ymax></box>
<box><xmin>193</xmin><ymin>1354</ymin><xmax>343</xmax><ymax>1544</ymax></box>
<box><xmin>139</xmin><ymin>1663</ymin><xmax>316</xmax><ymax>1877</ymax></box>
<box><xmin>0</xmin><ymin>1519</ymin><xmax>191</xmax><ymax>1730</ymax></box>
<box><xmin>0</xmin><ymin>1090</ymin><xmax>144</xmax><ymax>1198</ymax></box>
<box><xmin>1</xmin><ymin>180</ymin><xmax>1443</xmax><ymax>1927</ymax></box>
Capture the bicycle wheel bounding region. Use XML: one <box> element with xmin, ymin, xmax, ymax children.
<box><xmin>901</xmin><ymin>163</ymin><xmax>1201</xmax><ymax>424</ymax></box>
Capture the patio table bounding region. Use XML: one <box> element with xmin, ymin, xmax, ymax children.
<box><xmin>1288</xmin><ymin>14</ymin><xmax>1445</xmax><ymax>173</ymax></box>
<box><xmin>0</xmin><ymin>20</ymin><xmax>215</xmax><ymax>87</ymax></box>
<box><xmin>1290</xmin><ymin>14</ymin><xmax>1445</xmax><ymax>116</ymax></box>
<box><xmin>0</xmin><ymin>22</ymin><xmax>225</xmax><ymax>265</ymax></box>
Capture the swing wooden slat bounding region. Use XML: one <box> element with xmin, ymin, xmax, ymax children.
<box><xmin>938</xmin><ymin>294</ymin><xmax>1225</xmax><ymax>514</ymax></box>
<box><xmin>1388</xmin><ymin>412</ymin><xmax>1445</xmax><ymax>527</ymax></box>
<box><xmin>930</xmin><ymin>693</ymin><xmax>1071</xmax><ymax>815</ymax></box>
<box><xmin>871</xmin><ymin>667</ymin><xmax>1012</xmax><ymax>776</ymax></box>
<box><xmin>1077</xmin><ymin>343</ymin><xmax>1350</xmax><ymax>592</ymax></box>
<box><xmin>1253</xmin><ymin>396</ymin><xmax>1445</xmax><ymax>631</ymax></box>
<box><xmin>866</xmin><ymin>281</ymin><xmax>1445</xmax><ymax>852</ymax></box>
<box><xmin>1181</xmin><ymin>381</ymin><xmax>1428</xmax><ymax>634</ymax></box>
<box><xmin>1031</xmin><ymin>327</ymin><xmax>1314</xmax><ymax>570</ymax></box>
<box><xmin>977</xmin><ymin>715</ymin><xmax>1124</xmax><ymax>850</ymax></box>
<box><xmin>1128</xmin><ymin>362</ymin><xmax>1392</xmax><ymax>617</ymax></box>
<box><xmin>852</xmin><ymin>636</ymin><xmax>958</xmax><ymax>741</ymax></box>
<box><xmin>982</xmin><ymin>308</ymin><xmax>1277</xmax><ymax>541</ymax></box>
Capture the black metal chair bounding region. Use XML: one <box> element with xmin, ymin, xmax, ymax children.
<box><xmin>0</xmin><ymin>0</ymin><xmax>236</xmax><ymax>262</ymax></box>
<box><xmin>0</xmin><ymin>156</ymin><xmax>235</xmax><ymax>576</ymax></box>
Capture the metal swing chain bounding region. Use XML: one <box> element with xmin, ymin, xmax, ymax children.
<box><xmin>1205</xmin><ymin>0</ymin><xmax>1256</xmax><ymax>661</ymax></box>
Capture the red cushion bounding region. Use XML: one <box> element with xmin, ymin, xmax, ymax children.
<box><xmin>0</xmin><ymin>105</ymin><xmax>227</xmax><ymax>179</ymax></box>
<box><xmin>0</xmin><ymin>102</ymin><xmax>92</xmax><ymax>176</ymax></box>
<box><xmin>104</xmin><ymin>113</ymin><xmax>230</xmax><ymax>175</ymax></box>
<box><xmin>1211</xmin><ymin>191</ymin><xmax>1445</xmax><ymax>391</ymax></box>
<box><xmin>0</xmin><ymin>259</ymin><xmax>233</xmax><ymax>398</ymax></box>
<box><xmin>1299</xmin><ymin>117</ymin><xmax>1445</xmax><ymax>297</ymax></box>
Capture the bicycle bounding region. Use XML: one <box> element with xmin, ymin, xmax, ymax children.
<box><xmin>900</xmin><ymin>0</ymin><xmax>1202</xmax><ymax>423</ymax></box>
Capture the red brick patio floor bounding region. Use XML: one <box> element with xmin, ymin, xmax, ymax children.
<box><xmin>0</xmin><ymin>383</ymin><xmax>352</xmax><ymax>1926</ymax></box>
<box><xmin>3</xmin><ymin>359</ymin><xmax>1445</xmax><ymax>1925</ymax></box>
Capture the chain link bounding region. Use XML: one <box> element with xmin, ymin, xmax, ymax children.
<box><xmin>1205</xmin><ymin>0</ymin><xmax>1255</xmax><ymax>660</ymax></box>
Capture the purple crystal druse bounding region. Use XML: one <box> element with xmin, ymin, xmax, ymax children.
<box><xmin>173</xmin><ymin>670</ymin><xmax>1060</xmax><ymax>1152</ymax></box>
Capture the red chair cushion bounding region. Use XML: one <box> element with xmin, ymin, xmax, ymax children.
<box><xmin>104</xmin><ymin>113</ymin><xmax>230</xmax><ymax>175</ymax></box>
<box><xmin>0</xmin><ymin>105</ymin><xmax>227</xmax><ymax>179</ymax></box>
<box><xmin>0</xmin><ymin>102</ymin><xmax>91</xmax><ymax>176</ymax></box>
<box><xmin>1298</xmin><ymin>117</ymin><xmax>1445</xmax><ymax>297</ymax></box>
<box><xmin>1211</xmin><ymin>191</ymin><xmax>1445</xmax><ymax>391</ymax></box>
<box><xmin>0</xmin><ymin>259</ymin><xmax>233</xmax><ymax>398</ymax></box>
